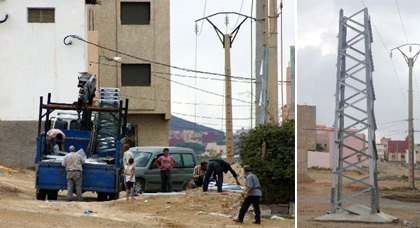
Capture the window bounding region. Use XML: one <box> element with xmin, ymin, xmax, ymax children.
<box><xmin>171</xmin><ymin>153</ymin><xmax>183</xmax><ymax>168</ymax></box>
<box><xmin>401</xmin><ymin>155</ymin><xmax>405</xmax><ymax>159</ymax></box>
<box><xmin>133</xmin><ymin>152</ymin><xmax>152</xmax><ymax>167</ymax></box>
<box><xmin>121</xmin><ymin>2</ymin><xmax>150</xmax><ymax>25</ymax></box>
<box><xmin>121</xmin><ymin>64</ymin><xmax>151</xmax><ymax>86</ymax></box>
<box><xmin>28</xmin><ymin>8</ymin><xmax>55</xmax><ymax>23</ymax></box>
<box><xmin>182</xmin><ymin>154</ymin><xmax>195</xmax><ymax>168</ymax></box>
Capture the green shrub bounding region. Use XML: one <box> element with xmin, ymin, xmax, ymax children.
<box><xmin>238</xmin><ymin>119</ymin><xmax>295</xmax><ymax>204</ymax></box>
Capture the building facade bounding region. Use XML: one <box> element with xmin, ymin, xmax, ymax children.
<box><xmin>88</xmin><ymin>0</ymin><xmax>171</xmax><ymax>146</ymax></box>
<box><xmin>0</xmin><ymin>0</ymin><xmax>88</xmax><ymax>167</ymax></box>
<box><xmin>308</xmin><ymin>125</ymin><xmax>368</xmax><ymax>169</ymax></box>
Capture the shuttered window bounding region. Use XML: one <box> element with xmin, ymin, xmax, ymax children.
<box><xmin>121</xmin><ymin>2</ymin><xmax>150</xmax><ymax>25</ymax></box>
<box><xmin>121</xmin><ymin>64</ymin><xmax>151</xmax><ymax>86</ymax></box>
<box><xmin>28</xmin><ymin>8</ymin><xmax>55</xmax><ymax>23</ymax></box>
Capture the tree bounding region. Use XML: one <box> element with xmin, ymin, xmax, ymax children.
<box><xmin>176</xmin><ymin>142</ymin><xmax>206</xmax><ymax>154</ymax></box>
<box><xmin>238</xmin><ymin>120</ymin><xmax>295</xmax><ymax>204</ymax></box>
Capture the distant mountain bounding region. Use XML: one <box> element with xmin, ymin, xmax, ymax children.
<box><xmin>169</xmin><ymin>115</ymin><xmax>224</xmax><ymax>136</ymax></box>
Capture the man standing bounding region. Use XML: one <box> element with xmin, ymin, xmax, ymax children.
<box><xmin>155</xmin><ymin>148</ymin><xmax>176</xmax><ymax>192</ymax></box>
<box><xmin>62</xmin><ymin>145</ymin><xmax>85</xmax><ymax>201</ymax></box>
<box><xmin>234</xmin><ymin>165</ymin><xmax>262</xmax><ymax>224</ymax></box>
<box><xmin>120</xmin><ymin>144</ymin><xmax>137</xmax><ymax>195</ymax></box>
<box><xmin>120</xmin><ymin>144</ymin><xmax>134</xmax><ymax>166</ymax></box>
<box><xmin>192</xmin><ymin>162</ymin><xmax>208</xmax><ymax>187</ymax></box>
<box><xmin>203</xmin><ymin>159</ymin><xmax>240</xmax><ymax>192</ymax></box>
<box><xmin>47</xmin><ymin>128</ymin><xmax>66</xmax><ymax>152</ymax></box>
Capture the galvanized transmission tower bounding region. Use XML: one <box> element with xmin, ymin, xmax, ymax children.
<box><xmin>331</xmin><ymin>8</ymin><xmax>379</xmax><ymax>214</ymax></box>
<box><xmin>316</xmin><ymin>8</ymin><xmax>397</xmax><ymax>223</ymax></box>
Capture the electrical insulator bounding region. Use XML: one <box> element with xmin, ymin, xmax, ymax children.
<box><xmin>225</xmin><ymin>15</ymin><xmax>229</xmax><ymax>25</ymax></box>
<box><xmin>194</xmin><ymin>23</ymin><xmax>199</xmax><ymax>34</ymax></box>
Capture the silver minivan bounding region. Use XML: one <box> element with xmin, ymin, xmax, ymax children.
<box><xmin>131</xmin><ymin>146</ymin><xmax>198</xmax><ymax>192</ymax></box>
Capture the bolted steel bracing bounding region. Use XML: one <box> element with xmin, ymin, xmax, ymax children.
<box><xmin>330</xmin><ymin>8</ymin><xmax>379</xmax><ymax>214</ymax></box>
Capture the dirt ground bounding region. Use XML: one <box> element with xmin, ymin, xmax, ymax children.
<box><xmin>298</xmin><ymin>161</ymin><xmax>420</xmax><ymax>228</ymax></box>
<box><xmin>0</xmin><ymin>166</ymin><xmax>294</xmax><ymax>228</ymax></box>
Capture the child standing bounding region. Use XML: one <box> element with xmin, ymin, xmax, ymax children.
<box><xmin>124</xmin><ymin>158</ymin><xmax>135</xmax><ymax>202</ymax></box>
<box><xmin>154</xmin><ymin>148</ymin><xmax>176</xmax><ymax>192</ymax></box>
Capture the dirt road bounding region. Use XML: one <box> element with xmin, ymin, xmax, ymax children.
<box><xmin>0</xmin><ymin>169</ymin><xmax>293</xmax><ymax>228</ymax></box>
<box><xmin>298</xmin><ymin>162</ymin><xmax>420</xmax><ymax>228</ymax></box>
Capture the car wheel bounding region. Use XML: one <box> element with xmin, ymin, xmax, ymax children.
<box><xmin>135</xmin><ymin>179</ymin><xmax>145</xmax><ymax>193</ymax></box>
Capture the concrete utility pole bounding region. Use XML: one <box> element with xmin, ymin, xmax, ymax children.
<box><xmin>256</xmin><ymin>0</ymin><xmax>279</xmax><ymax>125</ymax></box>
<box><xmin>195</xmin><ymin>12</ymin><xmax>255</xmax><ymax>164</ymax></box>
<box><xmin>267</xmin><ymin>0</ymin><xmax>279</xmax><ymax>124</ymax></box>
<box><xmin>224</xmin><ymin>34</ymin><xmax>234</xmax><ymax>165</ymax></box>
<box><xmin>255</xmin><ymin>0</ymin><xmax>263</xmax><ymax>126</ymax></box>
<box><xmin>390</xmin><ymin>44</ymin><xmax>420</xmax><ymax>189</ymax></box>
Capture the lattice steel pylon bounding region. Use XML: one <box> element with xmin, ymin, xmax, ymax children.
<box><xmin>330</xmin><ymin>8</ymin><xmax>379</xmax><ymax>214</ymax></box>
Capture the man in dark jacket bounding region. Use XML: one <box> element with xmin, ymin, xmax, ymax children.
<box><xmin>203</xmin><ymin>159</ymin><xmax>241</xmax><ymax>192</ymax></box>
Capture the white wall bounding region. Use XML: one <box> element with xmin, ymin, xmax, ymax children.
<box><xmin>0</xmin><ymin>0</ymin><xmax>86</xmax><ymax>120</ymax></box>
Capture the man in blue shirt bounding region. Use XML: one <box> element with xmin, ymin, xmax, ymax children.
<box><xmin>234</xmin><ymin>165</ymin><xmax>262</xmax><ymax>224</ymax></box>
<box><xmin>202</xmin><ymin>159</ymin><xmax>240</xmax><ymax>192</ymax></box>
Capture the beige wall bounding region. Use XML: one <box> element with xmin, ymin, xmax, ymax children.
<box><xmin>88</xmin><ymin>1</ymin><xmax>171</xmax><ymax>146</ymax></box>
<box><xmin>297</xmin><ymin>105</ymin><xmax>316</xmax><ymax>183</ymax></box>
<box><xmin>308</xmin><ymin>151</ymin><xmax>330</xmax><ymax>168</ymax></box>
<box><xmin>129</xmin><ymin>114</ymin><xmax>169</xmax><ymax>146</ymax></box>
<box><xmin>87</xmin><ymin>31</ymin><xmax>99</xmax><ymax>98</ymax></box>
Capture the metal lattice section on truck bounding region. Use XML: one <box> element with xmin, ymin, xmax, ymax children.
<box><xmin>330</xmin><ymin>8</ymin><xmax>379</xmax><ymax>214</ymax></box>
<box><xmin>95</xmin><ymin>88</ymin><xmax>121</xmax><ymax>154</ymax></box>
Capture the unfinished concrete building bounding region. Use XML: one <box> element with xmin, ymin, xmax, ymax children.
<box><xmin>297</xmin><ymin>105</ymin><xmax>315</xmax><ymax>183</ymax></box>
<box><xmin>87</xmin><ymin>1</ymin><xmax>170</xmax><ymax>146</ymax></box>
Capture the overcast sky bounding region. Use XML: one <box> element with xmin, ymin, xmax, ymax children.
<box><xmin>297</xmin><ymin>0</ymin><xmax>420</xmax><ymax>141</ymax></box>
<box><xmin>170</xmin><ymin>0</ymin><xmax>295</xmax><ymax>132</ymax></box>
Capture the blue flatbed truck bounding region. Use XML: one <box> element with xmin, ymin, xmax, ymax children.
<box><xmin>35</xmin><ymin>73</ymin><xmax>129</xmax><ymax>201</ymax></box>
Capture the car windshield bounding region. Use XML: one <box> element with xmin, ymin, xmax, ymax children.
<box><xmin>133</xmin><ymin>151</ymin><xmax>152</xmax><ymax>167</ymax></box>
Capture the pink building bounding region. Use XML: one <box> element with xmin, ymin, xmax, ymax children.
<box><xmin>308</xmin><ymin>125</ymin><xmax>367</xmax><ymax>169</ymax></box>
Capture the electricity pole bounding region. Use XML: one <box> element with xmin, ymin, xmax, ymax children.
<box><xmin>267</xmin><ymin>0</ymin><xmax>279</xmax><ymax>124</ymax></box>
<box><xmin>195</xmin><ymin>12</ymin><xmax>255</xmax><ymax>164</ymax></box>
<box><xmin>390</xmin><ymin>44</ymin><xmax>420</xmax><ymax>189</ymax></box>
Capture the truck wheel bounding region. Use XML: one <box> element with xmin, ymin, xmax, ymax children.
<box><xmin>97</xmin><ymin>192</ymin><xmax>108</xmax><ymax>201</ymax></box>
<box><xmin>108</xmin><ymin>192</ymin><xmax>119</xmax><ymax>200</ymax></box>
<box><xmin>47</xmin><ymin>190</ymin><xmax>58</xmax><ymax>200</ymax></box>
<box><xmin>135</xmin><ymin>179</ymin><xmax>145</xmax><ymax>193</ymax></box>
<box><xmin>36</xmin><ymin>189</ymin><xmax>47</xmax><ymax>200</ymax></box>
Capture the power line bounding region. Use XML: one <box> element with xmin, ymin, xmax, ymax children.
<box><xmin>89</xmin><ymin>60</ymin><xmax>290</xmax><ymax>85</ymax></box>
<box><xmin>230</xmin><ymin>0</ymin><xmax>245</xmax><ymax>30</ymax></box>
<box><xmin>395</xmin><ymin>0</ymin><xmax>409</xmax><ymax>44</ymax></box>
<box><xmin>377</xmin><ymin>119</ymin><xmax>408</xmax><ymax>126</ymax></box>
<box><xmin>119</xmin><ymin>92</ymin><xmax>251</xmax><ymax>107</ymax></box>
<box><xmin>65</xmin><ymin>35</ymin><xmax>256</xmax><ymax>81</ymax></box>
<box><xmin>172</xmin><ymin>112</ymin><xmax>251</xmax><ymax>120</ymax></box>
<box><xmin>151</xmin><ymin>73</ymin><xmax>251</xmax><ymax>104</ymax></box>
<box><xmin>360</xmin><ymin>0</ymin><xmax>407</xmax><ymax>108</ymax></box>
<box><xmin>72</xmin><ymin>35</ymin><xmax>276</xmax><ymax>125</ymax></box>
<box><xmin>197</xmin><ymin>0</ymin><xmax>208</xmax><ymax>36</ymax></box>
